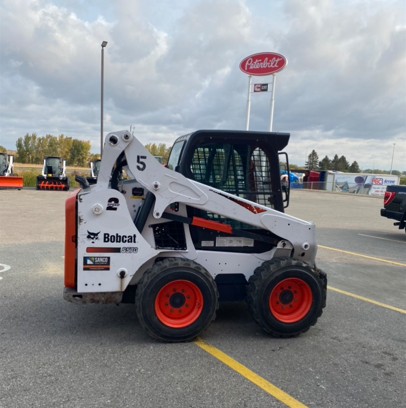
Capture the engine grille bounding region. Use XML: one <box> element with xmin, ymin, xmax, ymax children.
<box><xmin>152</xmin><ymin>221</ymin><xmax>186</xmax><ymax>250</ymax></box>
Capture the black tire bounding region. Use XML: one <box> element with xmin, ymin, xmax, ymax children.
<box><xmin>135</xmin><ymin>258</ymin><xmax>219</xmax><ymax>342</ymax></box>
<box><xmin>246</xmin><ymin>257</ymin><xmax>327</xmax><ymax>337</ymax></box>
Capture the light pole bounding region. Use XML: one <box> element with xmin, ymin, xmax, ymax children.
<box><xmin>390</xmin><ymin>143</ymin><xmax>396</xmax><ymax>174</ymax></box>
<box><xmin>100</xmin><ymin>40</ymin><xmax>108</xmax><ymax>156</ymax></box>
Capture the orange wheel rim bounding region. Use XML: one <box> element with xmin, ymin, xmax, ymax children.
<box><xmin>269</xmin><ymin>278</ymin><xmax>312</xmax><ymax>323</ymax></box>
<box><xmin>155</xmin><ymin>280</ymin><xmax>203</xmax><ymax>328</ymax></box>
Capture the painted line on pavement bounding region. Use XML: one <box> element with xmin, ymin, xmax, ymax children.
<box><xmin>0</xmin><ymin>264</ymin><xmax>11</xmax><ymax>281</ymax></box>
<box><xmin>194</xmin><ymin>338</ymin><xmax>309</xmax><ymax>408</ymax></box>
<box><xmin>318</xmin><ymin>245</ymin><xmax>406</xmax><ymax>267</ymax></box>
<box><xmin>328</xmin><ymin>286</ymin><xmax>406</xmax><ymax>315</ymax></box>
<box><xmin>358</xmin><ymin>234</ymin><xmax>406</xmax><ymax>244</ymax></box>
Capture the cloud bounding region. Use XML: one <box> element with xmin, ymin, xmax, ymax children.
<box><xmin>0</xmin><ymin>0</ymin><xmax>405</xmax><ymax>171</ymax></box>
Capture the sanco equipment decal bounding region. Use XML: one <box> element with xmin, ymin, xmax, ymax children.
<box><xmin>83</xmin><ymin>257</ymin><xmax>110</xmax><ymax>270</ymax></box>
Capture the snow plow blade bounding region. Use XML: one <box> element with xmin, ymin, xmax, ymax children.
<box><xmin>0</xmin><ymin>176</ymin><xmax>23</xmax><ymax>190</ymax></box>
<box><xmin>36</xmin><ymin>176</ymin><xmax>69</xmax><ymax>191</ymax></box>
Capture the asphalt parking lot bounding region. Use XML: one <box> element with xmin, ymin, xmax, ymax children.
<box><xmin>0</xmin><ymin>188</ymin><xmax>405</xmax><ymax>408</ymax></box>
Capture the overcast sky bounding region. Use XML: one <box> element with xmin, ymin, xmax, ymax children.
<box><xmin>1</xmin><ymin>0</ymin><xmax>405</xmax><ymax>171</ymax></box>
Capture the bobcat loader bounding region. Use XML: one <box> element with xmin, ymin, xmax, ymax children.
<box><xmin>0</xmin><ymin>153</ymin><xmax>23</xmax><ymax>189</ymax></box>
<box><xmin>36</xmin><ymin>156</ymin><xmax>70</xmax><ymax>190</ymax></box>
<box><xmin>64</xmin><ymin>130</ymin><xmax>327</xmax><ymax>342</ymax></box>
<box><xmin>87</xmin><ymin>159</ymin><xmax>101</xmax><ymax>185</ymax></box>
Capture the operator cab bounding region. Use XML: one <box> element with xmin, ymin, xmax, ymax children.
<box><xmin>167</xmin><ymin>129</ymin><xmax>290</xmax><ymax>212</ymax></box>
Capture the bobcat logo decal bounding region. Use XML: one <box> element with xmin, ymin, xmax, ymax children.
<box><xmin>87</xmin><ymin>231</ymin><xmax>101</xmax><ymax>243</ymax></box>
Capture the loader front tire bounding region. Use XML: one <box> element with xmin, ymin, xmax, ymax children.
<box><xmin>246</xmin><ymin>257</ymin><xmax>326</xmax><ymax>337</ymax></box>
<box><xmin>136</xmin><ymin>258</ymin><xmax>219</xmax><ymax>342</ymax></box>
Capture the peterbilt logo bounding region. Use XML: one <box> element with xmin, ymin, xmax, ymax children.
<box><xmin>239</xmin><ymin>52</ymin><xmax>287</xmax><ymax>76</ymax></box>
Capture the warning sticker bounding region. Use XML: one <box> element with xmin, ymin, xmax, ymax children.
<box><xmin>201</xmin><ymin>241</ymin><xmax>214</xmax><ymax>247</ymax></box>
<box><xmin>83</xmin><ymin>257</ymin><xmax>110</xmax><ymax>270</ymax></box>
<box><xmin>216</xmin><ymin>237</ymin><xmax>254</xmax><ymax>247</ymax></box>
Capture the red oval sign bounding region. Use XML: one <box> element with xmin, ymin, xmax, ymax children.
<box><xmin>239</xmin><ymin>52</ymin><xmax>287</xmax><ymax>76</ymax></box>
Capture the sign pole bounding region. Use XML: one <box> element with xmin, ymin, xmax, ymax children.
<box><xmin>269</xmin><ymin>74</ymin><xmax>276</xmax><ymax>131</ymax></box>
<box><xmin>245</xmin><ymin>75</ymin><xmax>252</xmax><ymax>130</ymax></box>
<box><xmin>239</xmin><ymin>52</ymin><xmax>287</xmax><ymax>133</ymax></box>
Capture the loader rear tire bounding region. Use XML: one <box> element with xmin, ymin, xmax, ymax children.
<box><xmin>246</xmin><ymin>257</ymin><xmax>326</xmax><ymax>337</ymax></box>
<box><xmin>135</xmin><ymin>258</ymin><xmax>219</xmax><ymax>342</ymax></box>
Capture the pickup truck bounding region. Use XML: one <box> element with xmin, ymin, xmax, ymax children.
<box><xmin>381</xmin><ymin>185</ymin><xmax>406</xmax><ymax>233</ymax></box>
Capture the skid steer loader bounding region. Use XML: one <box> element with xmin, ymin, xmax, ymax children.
<box><xmin>36</xmin><ymin>156</ymin><xmax>70</xmax><ymax>190</ymax></box>
<box><xmin>87</xmin><ymin>159</ymin><xmax>101</xmax><ymax>185</ymax></box>
<box><xmin>0</xmin><ymin>153</ymin><xmax>23</xmax><ymax>189</ymax></box>
<box><xmin>64</xmin><ymin>129</ymin><xmax>327</xmax><ymax>342</ymax></box>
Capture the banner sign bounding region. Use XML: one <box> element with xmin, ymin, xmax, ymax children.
<box><xmin>333</xmin><ymin>174</ymin><xmax>399</xmax><ymax>196</ymax></box>
<box><xmin>253</xmin><ymin>84</ymin><xmax>268</xmax><ymax>92</ymax></box>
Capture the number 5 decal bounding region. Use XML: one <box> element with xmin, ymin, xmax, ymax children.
<box><xmin>137</xmin><ymin>156</ymin><xmax>147</xmax><ymax>171</ymax></box>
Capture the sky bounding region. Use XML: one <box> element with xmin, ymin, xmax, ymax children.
<box><xmin>0</xmin><ymin>0</ymin><xmax>405</xmax><ymax>171</ymax></box>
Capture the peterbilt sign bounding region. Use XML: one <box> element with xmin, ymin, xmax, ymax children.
<box><xmin>239</xmin><ymin>52</ymin><xmax>287</xmax><ymax>76</ymax></box>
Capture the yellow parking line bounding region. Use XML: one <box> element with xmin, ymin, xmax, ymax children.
<box><xmin>328</xmin><ymin>286</ymin><xmax>406</xmax><ymax>315</ymax></box>
<box><xmin>194</xmin><ymin>338</ymin><xmax>309</xmax><ymax>408</ymax></box>
<box><xmin>358</xmin><ymin>234</ymin><xmax>406</xmax><ymax>244</ymax></box>
<box><xmin>318</xmin><ymin>245</ymin><xmax>406</xmax><ymax>267</ymax></box>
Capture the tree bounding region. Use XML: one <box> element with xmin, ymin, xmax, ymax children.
<box><xmin>145</xmin><ymin>143</ymin><xmax>171</xmax><ymax>164</ymax></box>
<box><xmin>336</xmin><ymin>156</ymin><xmax>350</xmax><ymax>172</ymax></box>
<box><xmin>319</xmin><ymin>156</ymin><xmax>332</xmax><ymax>170</ymax></box>
<box><xmin>16</xmin><ymin>133</ymin><xmax>38</xmax><ymax>163</ymax></box>
<box><xmin>349</xmin><ymin>161</ymin><xmax>360</xmax><ymax>173</ymax></box>
<box><xmin>88</xmin><ymin>153</ymin><xmax>101</xmax><ymax>163</ymax></box>
<box><xmin>58</xmin><ymin>134</ymin><xmax>73</xmax><ymax>160</ymax></box>
<box><xmin>331</xmin><ymin>154</ymin><xmax>339</xmax><ymax>171</ymax></box>
<box><xmin>36</xmin><ymin>134</ymin><xmax>59</xmax><ymax>162</ymax></box>
<box><xmin>68</xmin><ymin>139</ymin><xmax>91</xmax><ymax>167</ymax></box>
<box><xmin>305</xmin><ymin>150</ymin><xmax>319</xmax><ymax>170</ymax></box>
<box><xmin>0</xmin><ymin>145</ymin><xmax>6</xmax><ymax>153</ymax></box>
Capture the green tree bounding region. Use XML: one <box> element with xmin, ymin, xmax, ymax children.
<box><xmin>331</xmin><ymin>154</ymin><xmax>339</xmax><ymax>171</ymax></box>
<box><xmin>319</xmin><ymin>156</ymin><xmax>332</xmax><ymax>170</ymax></box>
<box><xmin>16</xmin><ymin>133</ymin><xmax>38</xmax><ymax>163</ymax></box>
<box><xmin>88</xmin><ymin>153</ymin><xmax>101</xmax><ymax>163</ymax></box>
<box><xmin>349</xmin><ymin>161</ymin><xmax>360</xmax><ymax>173</ymax></box>
<box><xmin>36</xmin><ymin>134</ymin><xmax>59</xmax><ymax>162</ymax></box>
<box><xmin>145</xmin><ymin>143</ymin><xmax>171</xmax><ymax>163</ymax></box>
<box><xmin>58</xmin><ymin>134</ymin><xmax>73</xmax><ymax>160</ymax></box>
<box><xmin>305</xmin><ymin>150</ymin><xmax>319</xmax><ymax>170</ymax></box>
<box><xmin>0</xmin><ymin>145</ymin><xmax>6</xmax><ymax>153</ymax></box>
<box><xmin>336</xmin><ymin>156</ymin><xmax>350</xmax><ymax>172</ymax></box>
<box><xmin>68</xmin><ymin>139</ymin><xmax>91</xmax><ymax>167</ymax></box>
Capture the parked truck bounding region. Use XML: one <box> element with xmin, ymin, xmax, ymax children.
<box><xmin>381</xmin><ymin>185</ymin><xmax>406</xmax><ymax>234</ymax></box>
